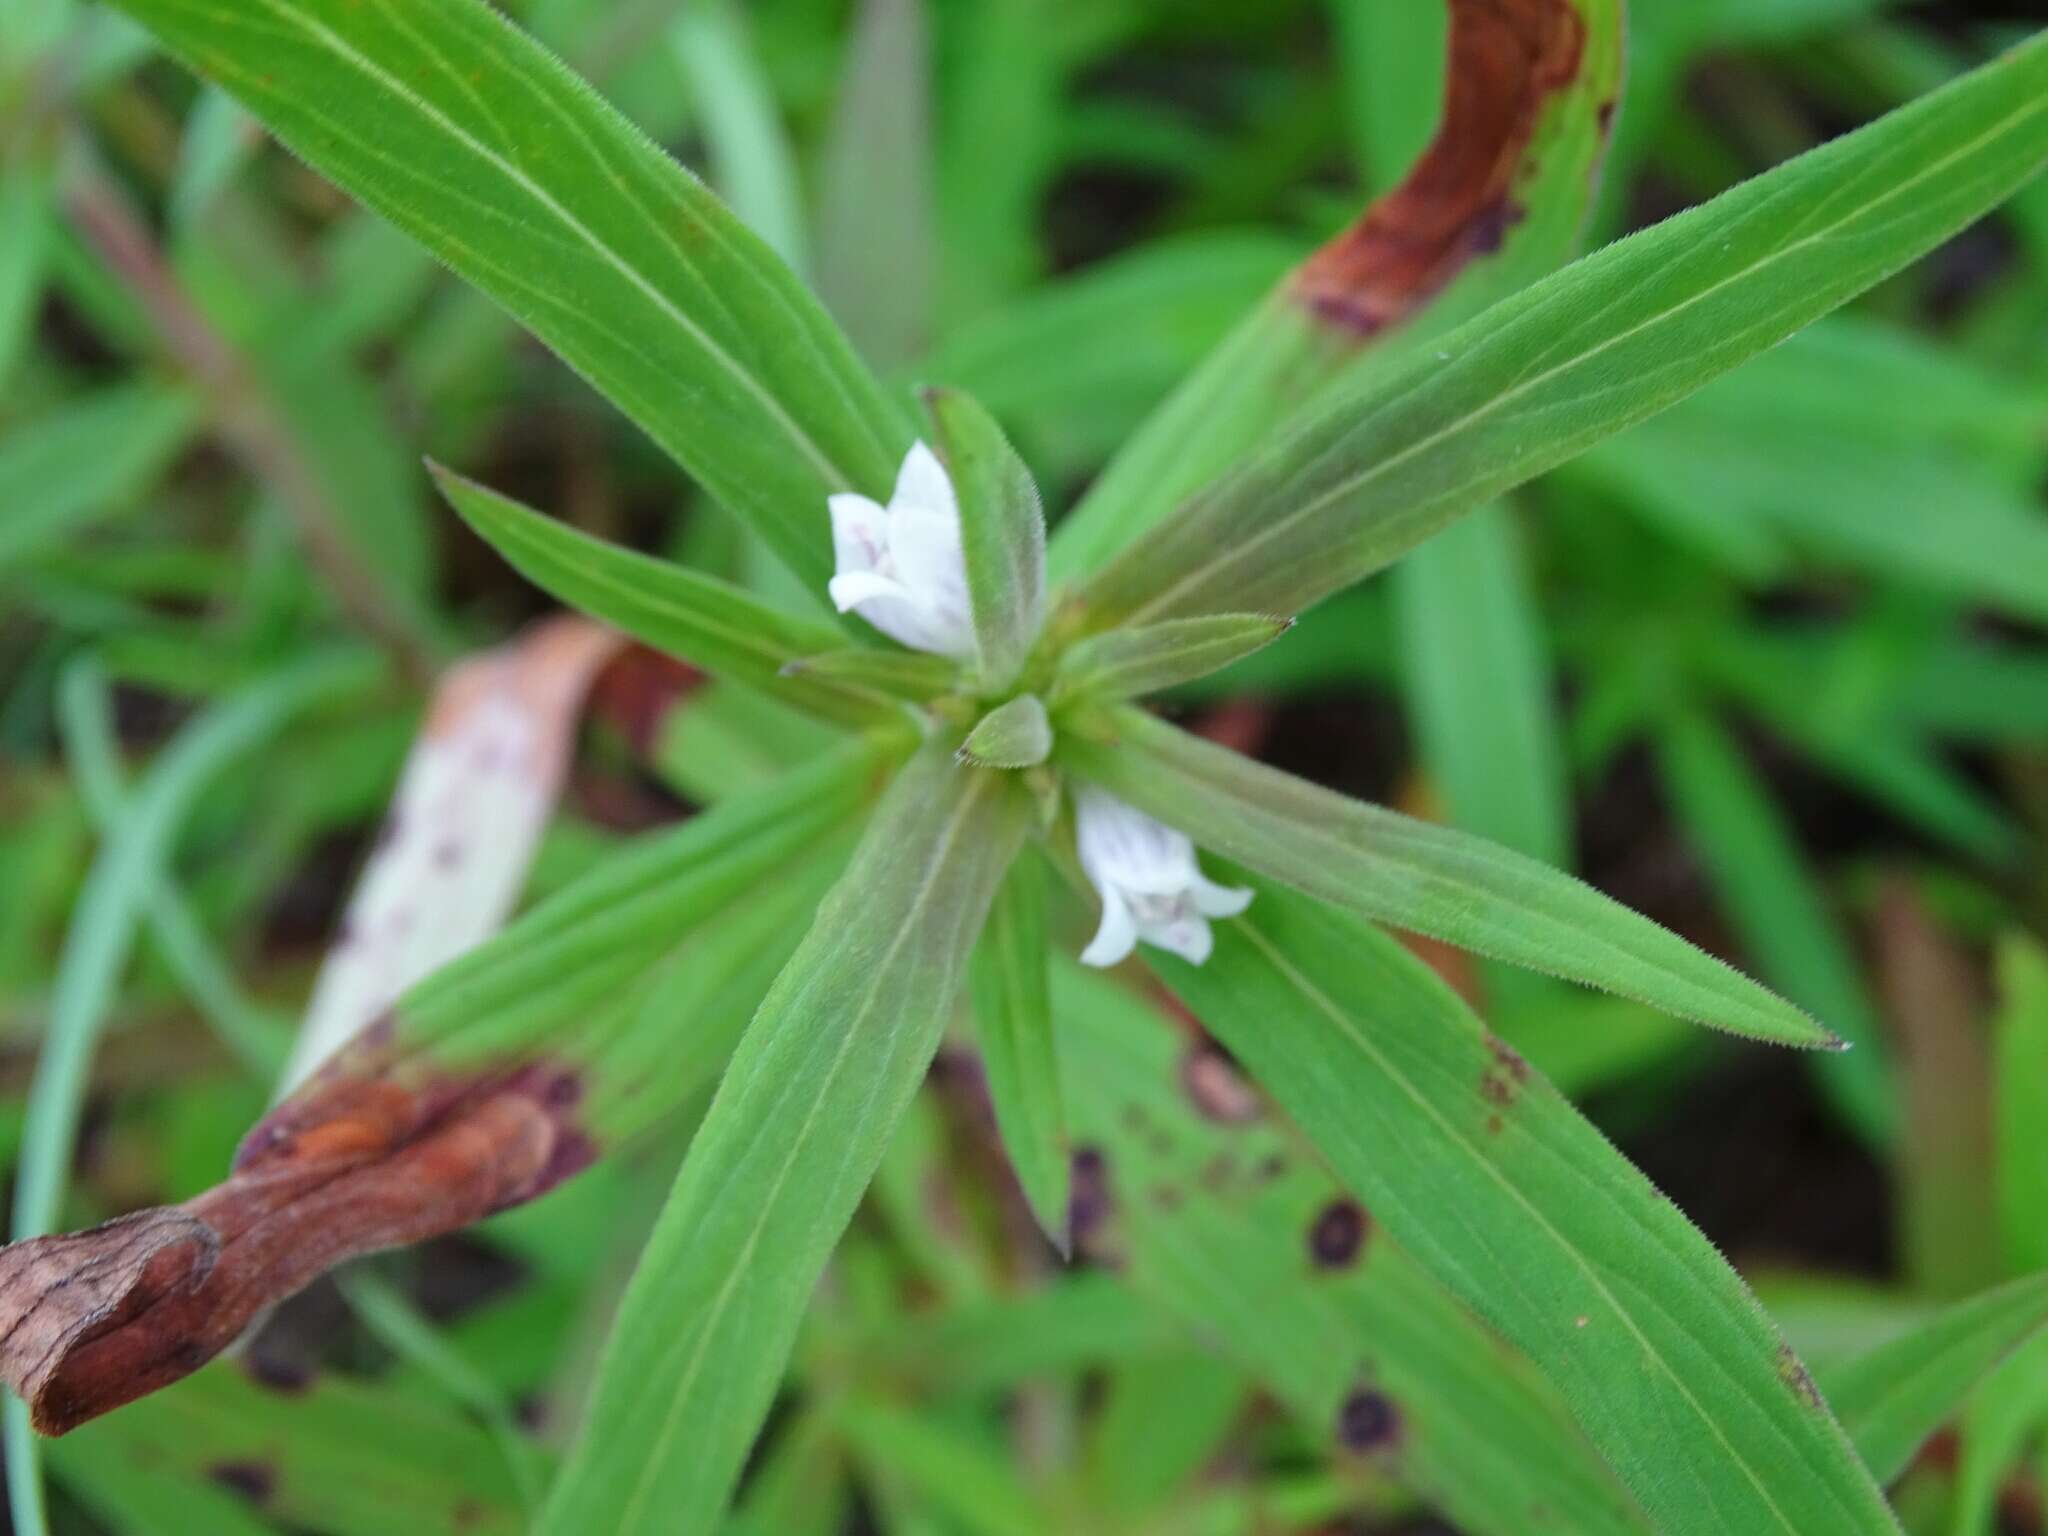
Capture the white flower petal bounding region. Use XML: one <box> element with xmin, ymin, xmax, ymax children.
<box><xmin>827</xmin><ymin>493</ymin><xmax>890</xmax><ymax>575</ymax></box>
<box><xmin>893</xmin><ymin>439</ymin><xmax>957</xmax><ymax>521</ymax></box>
<box><xmin>827</xmin><ymin>569</ymin><xmax>911</xmax><ymax>614</ymax></box>
<box><xmin>1080</xmin><ymin>889</ymin><xmax>1139</xmax><ymax>969</ymax></box>
<box><xmin>1144</xmin><ymin>915</ymin><xmax>1215</xmax><ymax>966</ymax></box>
<box><xmin>1191</xmin><ymin>876</ymin><xmax>1254</xmax><ymax>919</ymax></box>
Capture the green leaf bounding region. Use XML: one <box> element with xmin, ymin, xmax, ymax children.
<box><xmin>969</xmin><ymin>854</ymin><xmax>1066</xmax><ymax>1249</ymax></box>
<box><xmin>168</xmin><ymin>86</ymin><xmax>261</xmax><ymax>231</ymax></box>
<box><xmin>1055</xmin><ymin>962</ymin><xmax>1654</xmax><ymax>1536</ymax></box>
<box><xmin>779</xmin><ymin>646</ymin><xmax>961</xmax><ymax>703</ymax></box>
<box><xmin>1951</xmin><ymin>1330</ymin><xmax>2048</xmax><ymax>1536</ymax></box>
<box><xmin>816</xmin><ymin>0</ymin><xmax>934</xmax><ymax>369</ymax></box>
<box><xmin>1061</xmin><ymin>706</ymin><xmax>1832</xmax><ymax>1047</ymax></box>
<box><xmin>1050</xmin><ymin>0</ymin><xmax>1625</xmax><ymax>581</ymax></box>
<box><xmin>1822</xmin><ymin>1271</ymin><xmax>2048</xmax><ymax>1487</ymax></box>
<box><xmin>1070</xmin><ymin>31</ymin><xmax>2048</xmax><ymax>626</ymax></box>
<box><xmin>430</xmin><ymin>465</ymin><xmax>884</xmax><ymax>725</ymax></box>
<box><xmin>924</xmin><ymin>232</ymin><xmax>1295</xmax><ymax>478</ymax></box>
<box><xmin>58</xmin><ymin>1362</ymin><xmax>529</xmax><ymax>1536</ymax></box>
<box><xmin>1994</xmin><ymin>938</ymin><xmax>2048</xmax><ymax>1276</ymax></box>
<box><xmin>1153</xmin><ymin>878</ymin><xmax>1899</xmax><ymax>1536</ymax></box>
<box><xmin>1331</xmin><ymin>0</ymin><xmax>1444</xmax><ymax>192</ymax></box>
<box><xmin>0</xmin><ymin>163</ymin><xmax>49</xmax><ymax>392</ymax></box>
<box><xmin>538</xmin><ymin>742</ymin><xmax>1028</xmax><ymax>1536</ymax></box>
<box><xmin>1084</xmin><ymin>1354</ymin><xmax>1248</xmax><ymax>1518</ymax></box>
<box><xmin>1655</xmin><ymin>707</ymin><xmax>1895</xmax><ymax>1145</ymax></box>
<box><xmin>0</xmin><ymin>383</ymin><xmax>199</xmax><ymax>571</ymax></box>
<box><xmin>1393</xmin><ymin>504</ymin><xmax>1568</xmax><ymax>870</ymax></box>
<box><xmin>960</xmin><ymin>695</ymin><xmax>1052</xmax><ymax>770</ymax></box>
<box><xmin>667</xmin><ymin>0</ymin><xmax>809</xmax><ymax>275</ymax></box>
<box><xmin>112</xmin><ymin>0</ymin><xmax>910</xmax><ymax>594</ymax></box>
<box><xmin>924</xmin><ymin>387</ymin><xmax>1046</xmax><ymax>689</ymax></box>
<box><xmin>1054</xmin><ymin>614</ymin><xmax>1294</xmax><ymax>704</ymax></box>
<box><xmin>833</xmin><ymin>1397</ymin><xmax>1044</xmax><ymax>1536</ymax></box>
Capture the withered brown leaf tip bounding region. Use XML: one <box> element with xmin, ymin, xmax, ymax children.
<box><xmin>0</xmin><ymin>1055</ymin><xmax>591</xmax><ymax>1435</ymax></box>
<box><xmin>1294</xmin><ymin>0</ymin><xmax>1589</xmax><ymax>336</ymax></box>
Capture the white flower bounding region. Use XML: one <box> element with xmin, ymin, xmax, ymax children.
<box><xmin>827</xmin><ymin>441</ymin><xmax>975</xmax><ymax>659</ymax></box>
<box><xmin>1075</xmin><ymin>787</ymin><xmax>1252</xmax><ymax>968</ymax></box>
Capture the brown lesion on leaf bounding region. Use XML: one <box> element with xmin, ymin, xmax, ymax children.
<box><xmin>1293</xmin><ymin>0</ymin><xmax>1588</xmax><ymax>336</ymax></box>
<box><xmin>1067</xmin><ymin>1145</ymin><xmax>1115</xmax><ymax>1259</ymax></box>
<box><xmin>1307</xmin><ymin>1198</ymin><xmax>1372</xmax><ymax>1270</ymax></box>
<box><xmin>207</xmin><ymin>1460</ymin><xmax>277</xmax><ymax>1505</ymax></box>
<box><xmin>1480</xmin><ymin>1030</ymin><xmax>1533</xmax><ymax>1112</ymax></box>
<box><xmin>0</xmin><ymin>1049</ymin><xmax>594</xmax><ymax>1436</ymax></box>
<box><xmin>1777</xmin><ymin>1342</ymin><xmax>1825</xmax><ymax>1411</ymax></box>
<box><xmin>1336</xmin><ymin>1386</ymin><xmax>1403</xmax><ymax>1453</ymax></box>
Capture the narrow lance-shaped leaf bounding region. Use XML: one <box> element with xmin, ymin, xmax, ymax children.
<box><xmin>432</xmin><ymin>466</ymin><xmax>889</xmax><ymax>726</ymax></box>
<box><xmin>538</xmin><ymin>741</ymin><xmax>1029</xmax><ymax>1536</ymax></box>
<box><xmin>1819</xmin><ymin>1271</ymin><xmax>2048</xmax><ymax>1487</ymax></box>
<box><xmin>925</xmin><ymin>386</ymin><xmax>1046</xmax><ymax>689</ymax></box>
<box><xmin>1053</xmin><ymin>962</ymin><xmax>1654</xmax><ymax>1536</ymax></box>
<box><xmin>111</xmin><ymin>0</ymin><xmax>911</xmax><ymax>595</ymax></box>
<box><xmin>969</xmin><ymin>854</ymin><xmax>1067</xmax><ymax>1250</ymax></box>
<box><xmin>1060</xmin><ymin>705</ymin><xmax>1832</xmax><ymax>1047</ymax></box>
<box><xmin>1155</xmin><ymin>877</ymin><xmax>1901</xmax><ymax>1536</ymax></box>
<box><xmin>1072</xmin><ymin>32</ymin><xmax>2048</xmax><ymax>628</ymax></box>
<box><xmin>1054</xmin><ymin>614</ymin><xmax>1295</xmax><ymax>704</ymax></box>
<box><xmin>1050</xmin><ymin>0</ymin><xmax>1623</xmax><ymax>580</ymax></box>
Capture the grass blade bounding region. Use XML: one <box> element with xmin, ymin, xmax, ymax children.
<box><xmin>1823</xmin><ymin>1272</ymin><xmax>2048</xmax><ymax>1486</ymax></box>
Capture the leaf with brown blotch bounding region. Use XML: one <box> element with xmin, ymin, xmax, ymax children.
<box><xmin>0</xmin><ymin>1049</ymin><xmax>591</xmax><ymax>1435</ymax></box>
<box><xmin>1047</xmin><ymin>0</ymin><xmax>1622</xmax><ymax>581</ymax></box>
<box><xmin>1295</xmin><ymin>0</ymin><xmax>1593</xmax><ymax>336</ymax></box>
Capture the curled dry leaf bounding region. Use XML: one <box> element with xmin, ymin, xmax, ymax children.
<box><xmin>0</xmin><ymin>1039</ymin><xmax>590</xmax><ymax>1434</ymax></box>
<box><xmin>1294</xmin><ymin>0</ymin><xmax>1589</xmax><ymax>335</ymax></box>
<box><xmin>282</xmin><ymin>615</ymin><xmax>630</xmax><ymax>1090</ymax></box>
<box><xmin>0</xmin><ymin>615</ymin><xmax>688</xmax><ymax>1435</ymax></box>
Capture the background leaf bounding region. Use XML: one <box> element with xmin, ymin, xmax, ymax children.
<box><xmin>111</xmin><ymin>0</ymin><xmax>911</xmax><ymax>595</ymax></box>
